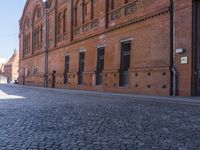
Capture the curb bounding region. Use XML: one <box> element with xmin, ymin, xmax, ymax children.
<box><xmin>3</xmin><ymin>84</ymin><xmax>200</xmax><ymax>106</ymax></box>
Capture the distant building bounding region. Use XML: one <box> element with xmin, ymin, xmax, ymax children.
<box><xmin>0</xmin><ymin>57</ymin><xmax>6</xmax><ymax>75</ymax></box>
<box><xmin>0</xmin><ymin>64</ymin><xmax>4</xmax><ymax>75</ymax></box>
<box><xmin>0</xmin><ymin>75</ymin><xmax>7</xmax><ymax>84</ymax></box>
<box><xmin>0</xmin><ymin>58</ymin><xmax>6</xmax><ymax>64</ymax></box>
<box><xmin>4</xmin><ymin>52</ymin><xmax>19</xmax><ymax>83</ymax></box>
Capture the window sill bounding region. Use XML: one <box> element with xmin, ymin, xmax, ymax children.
<box><xmin>118</xmin><ymin>86</ymin><xmax>130</xmax><ymax>88</ymax></box>
<box><xmin>95</xmin><ymin>85</ymin><xmax>103</xmax><ymax>87</ymax></box>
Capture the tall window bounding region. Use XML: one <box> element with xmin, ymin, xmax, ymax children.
<box><xmin>23</xmin><ymin>33</ymin><xmax>31</xmax><ymax>55</ymax></box>
<box><xmin>74</xmin><ymin>0</ymin><xmax>94</xmax><ymax>28</ymax></box>
<box><xmin>74</xmin><ymin>0</ymin><xmax>80</xmax><ymax>28</ymax></box>
<box><xmin>37</xmin><ymin>27</ymin><xmax>40</xmax><ymax>46</ymax></box>
<box><xmin>23</xmin><ymin>16</ymin><xmax>31</xmax><ymax>57</ymax></box>
<box><xmin>91</xmin><ymin>0</ymin><xmax>94</xmax><ymax>20</ymax></box>
<box><xmin>125</xmin><ymin>0</ymin><xmax>132</xmax><ymax>4</ymax></box>
<box><xmin>110</xmin><ymin>0</ymin><xmax>131</xmax><ymax>11</ymax></box>
<box><xmin>82</xmin><ymin>0</ymin><xmax>86</xmax><ymax>23</ymax></box>
<box><xmin>64</xmin><ymin>55</ymin><xmax>70</xmax><ymax>84</ymax></box>
<box><xmin>74</xmin><ymin>7</ymin><xmax>78</xmax><ymax>27</ymax></box>
<box><xmin>58</xmin><ymin>13</ymin><xmax>62</xmax><ymax>36</ymax></box>
<box><xmin>84</xmin><ymin>0</ymin><xmax>94</xmax><ymax>21</ymax></box>
<box><xmin>63</xmin><ymin>9</ymin><xmax>67</xmax><ymax>33</ymax></box>
<box><xmin>57</xmin><ymin>9</ymin><xmax>67</xmax><ymax>43</ymax></box>
<box><xmin>36</xmin><ymin>7</ymin><xmax>41</xmax><ymax>19</ymax></box>
<box><xmin>84</xmin><ymin>2</ymin><xmax>89</xmax><ymax>15</ymax></box>
<box><xmin>111</xmin><ymin>0</ymin><xmax>115</xmax><ymax>10</ymax></box>
<box><xmin>40</xmin><ymin>25</ymin><xmax>43</xmax><ymax>43</ymax></box>
<box><xmin>119</xmin><ymin>41</ymin><xmax>131</xmax><ymax>86</ymax></box>
<box><xmin>78</xmin><ymin>51</ymin><xmax>85</xmax><ymax>85</ymax></box>
<box><xmin>25</xmin><ymin>18</ymin><xmax>30</xmax><ymax>29</ymax></box>
<box><xmin>33</xmin><ymin>5</ymin><xmax>43</xmax><ymax>51</ymax></box>
<box><xmin>28</xmin><ymin>33</ymin><xmax>30</xmax><ymax>53</ymax></box>
<box><xmin>33</xmin><ymin>29</ymin><xmax>36</xmax><ymax>50</ymax></box>
<box><xmin>96</xmin><ymin>48</ymin><xmax>105</xmax><ymax>85</ymax></box>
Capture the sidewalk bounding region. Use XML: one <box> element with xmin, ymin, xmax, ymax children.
<box><xmin>5</xmin><ymin>84</ymin><xmax>200</xmax><ymax>105</ymax></box>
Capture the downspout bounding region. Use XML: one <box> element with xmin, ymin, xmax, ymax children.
<box><xmin>170</xmin><ymin>0</ymin><xmax>178</xmax><ymax>96</ymax></box>
<box><xmin>44</xmin><ymin>1</ymin><xmax>50</xmax><ymax>88</ymax></box>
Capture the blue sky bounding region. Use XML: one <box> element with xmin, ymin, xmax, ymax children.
<box><xmin>0</xmin><ymin>0</ymin><xmax>26</xmax><ymax>59</ymax></box>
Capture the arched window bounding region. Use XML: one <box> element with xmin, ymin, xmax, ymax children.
<box><xmin>33</xmin><ymin>5</ymin><xmax>43</xmax><ymax>52</ymax></box>
<box><xmin>74</xmin><ymin>0</ymin><xmax>82</xmax><ymax>27</ymax></box>
<box><xmin>74</xmin><ymin>0</ymin><xmax>94</xmax><ymax>27</ymax></box>
<box><xmin>23</xmin><ymin>16</ymin><xmax>31</xmax><ymax>57</ymax></box>
<box><xmin>26</xmin><ymin>18</ymin><xmax>30</xmax><ymax>29</ymax></box>
<box><xmin>24</xmin><ymin>16</ymin><xmax>30</xmax><ymax>31</ymax></box>
<box><xmin>37</xmin><ymin>7</ymin><xmax>41</xmax><ymax>19</ymax></box>
<box><xmin>33</xmin><ymin>5</ymin><xmax>42</xmax><ymax>22</ymax></box>
<box><xmin>84</xmin><ymin>0</ymin><xmax>93</xmax><ymax>20</ymax></box>
<box><xmin>63</xmin><ymin>9</ymin><xmax>67</xmax><ymax>33</ymax></box>
<box><xmin>58</xmin><ymin>13</ymin><xmax>62</xmax><ymax>35</ymax></box>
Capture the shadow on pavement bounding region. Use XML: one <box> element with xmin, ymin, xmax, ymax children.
<box><xmin>0</xmin><ymin>84</ymin><xmax>26</xmax><ymax>100</ymax></box>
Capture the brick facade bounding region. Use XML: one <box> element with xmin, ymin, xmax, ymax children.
<box><xmin>19</xmin><ymin>0</ymin><xmax>195</xmax><ymax>96</ymax></box>
<box><xmin>4</xmin><ymin>52</ymin><xmax>19</xmax><ymax>83</ymax></box>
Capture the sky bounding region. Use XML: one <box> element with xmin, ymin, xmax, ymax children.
<box><xmin>0</xmin><ymin>0</ymin><xmax>26</xmax><ymax>59</ymax></box>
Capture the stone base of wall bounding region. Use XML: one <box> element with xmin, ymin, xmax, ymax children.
<box><xmin>19</xmin><ymin>67</ymin><xmax>171</xmax><ymax>96</ymax></box>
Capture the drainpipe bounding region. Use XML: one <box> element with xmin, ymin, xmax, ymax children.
<box><xmin>170</xmin><ymin>0</ymin><xmax>178</xmax><ymax>96</ymax></box>
<box><xmin>44</xmin><ymin>0</ymin><xmax>50</xmax><ymax>88</ymax></box>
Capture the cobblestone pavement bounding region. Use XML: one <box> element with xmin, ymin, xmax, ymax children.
<box><xmin>0</xmin><ymin>84</ymin><xmax>199</xmax><ymax>150</ymax></box>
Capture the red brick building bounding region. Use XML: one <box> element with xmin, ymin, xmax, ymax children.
<box><xmin>19</xmin><ymin>0</ymin><xmax>199</xmax><ymax>96</ymax></box>
<box><xmin>4</xmin><ymin>52</ymin><xmax>19</xmax><ymax>83</ymax></box>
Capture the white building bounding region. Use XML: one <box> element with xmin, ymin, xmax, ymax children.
<box><xmin>0</xmin><ymin>58</ymin><xmax>6</xmax><ymax>64</ymax></box>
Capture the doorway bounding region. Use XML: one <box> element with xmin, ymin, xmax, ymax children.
<box><xmin>194</xmin><ymin>0</ymin><xmax>200</xmax><ymax>96</ymax></box>
<box><xmin>51</xmin><ymin>70</ymin><xmax>56</xmax><ymax>88</ymax></box>
<box><xmin>78</xmin><ymin>51</ymin><xmax>85</xmax><ymax>85</ymax></box>
<box><xmin>119</xmin><ymin>41</ymin><xmax>131</xmax><ymax>87</ymax></box>
<box><xmin>64</xmin><ymin>55</ymin><xmax>70</xmax><ymax>84</ymax></box>
<box><xmin>96</xmin><ymin>47</ymin><xmax>105</xmax><ymax>85</ymax></box>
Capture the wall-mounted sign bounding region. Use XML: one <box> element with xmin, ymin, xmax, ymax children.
<box><xmin>176</xmin><ymin>48</ymin><xmax>185</xmax><ymax>54</ymax></box>
<box><xmin>181</xmin><ymin>57</ymin><xmax>188</xmax><ymax>64</ymax></box>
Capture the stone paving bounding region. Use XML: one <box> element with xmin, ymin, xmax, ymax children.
<box><xmin>0</xmin><ymin>84</ymin><xmax>199</xmax><ymax>150</ymax></box>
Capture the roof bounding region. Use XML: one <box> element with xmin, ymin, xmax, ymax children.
<box><xmin>4</xmin><ymin>52</ymin><xmax>19</xmax><ymax>67</ymax></box>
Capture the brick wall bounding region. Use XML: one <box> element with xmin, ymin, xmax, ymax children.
<box><xmin>19</xmin><ymin>0</ymin><xmax>194</xmax><ymax>96</ymax></box>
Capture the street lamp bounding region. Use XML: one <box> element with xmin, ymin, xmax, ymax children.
<box><xmin>43</xmin><ymin>0</ymin><xmax>49</xmax><ymax>88</ymax></box>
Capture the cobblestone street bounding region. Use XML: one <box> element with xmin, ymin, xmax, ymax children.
<box><xmin>0</xmin><ymin>84</ymin><xmax>199</xmax><ymax>150</ymax></box>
